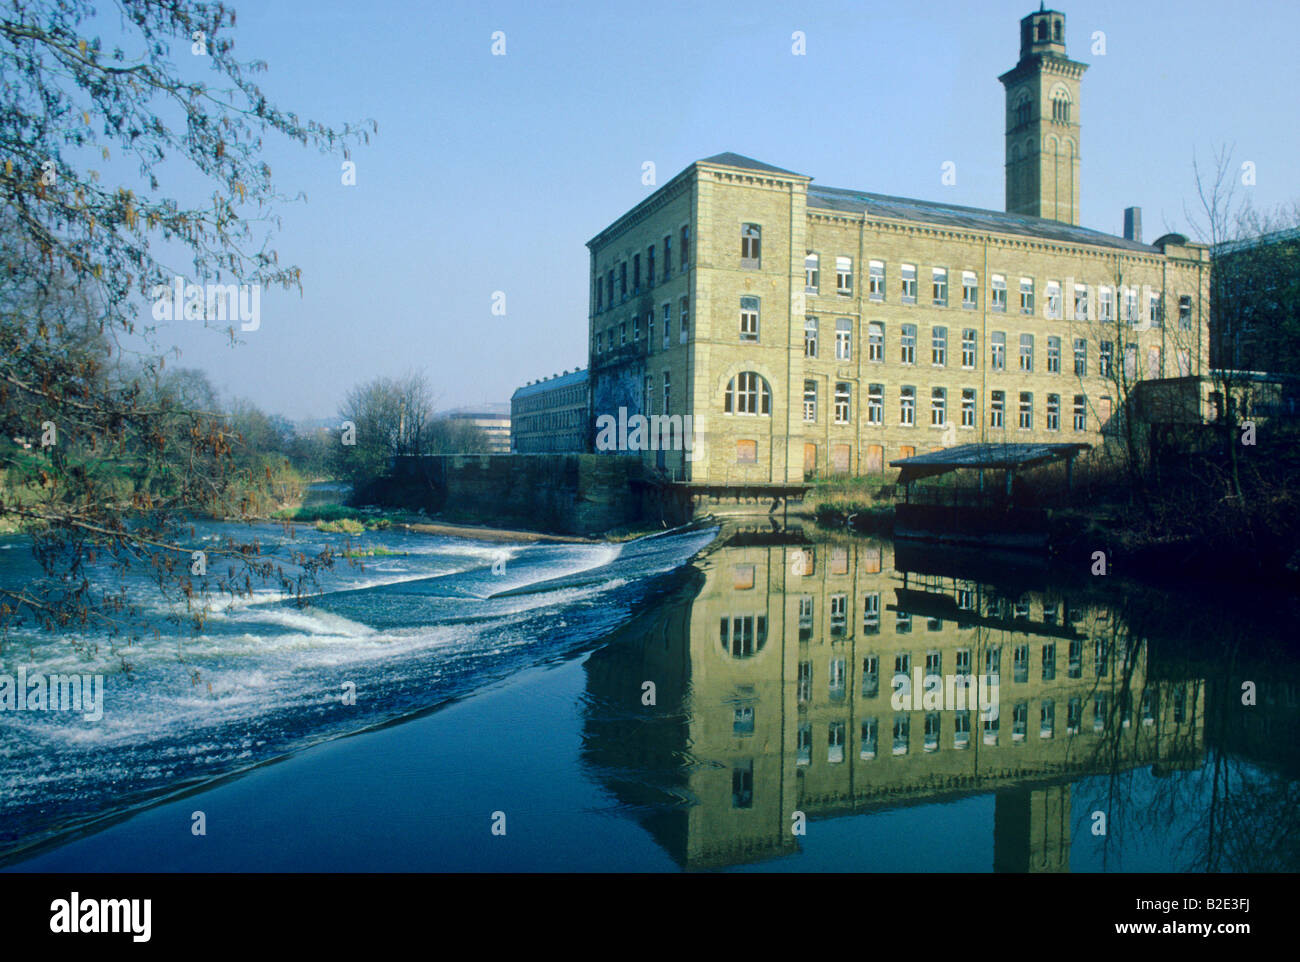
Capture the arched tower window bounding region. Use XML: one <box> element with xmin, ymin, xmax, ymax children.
<box><xmin>1013</xmin><ymin>95</ymin><xmax>1031</xmax><ymax>128</ymax></box>
<box><xmin>1050</xmin><ymin>88</ymin><xmax>1072</xmax><ymax>124</ymax></box>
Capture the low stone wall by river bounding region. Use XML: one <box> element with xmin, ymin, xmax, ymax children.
<box><xmin>381</xmin><ymin>453</ymin><xmax>679</xmax><ymax>536</ymax></box>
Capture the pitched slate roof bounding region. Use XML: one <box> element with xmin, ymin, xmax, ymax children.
<box><xmin>698</xmin><ymin>153</ymin><xmax>806</xmax><ymax>177</ymax></box>
<box><xmin>696</xmin><ymin>152</ymin><xmax>1157</xmax><ymax>253</ymax></box>
<box><xmin>807</xmin><ymin>184</ymin><xmax>1157</xmax><ymax>253</ymax></box>
<box><xmin>511</xmin><ymin>367</ymin><xmax>588</xmax><ymax>401</ymax></box>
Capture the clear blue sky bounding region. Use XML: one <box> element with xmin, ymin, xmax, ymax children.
<box><xmin>150</xmin><ymin>0</ymin><xmax>1300</xmax><ymax>420</ymax></box>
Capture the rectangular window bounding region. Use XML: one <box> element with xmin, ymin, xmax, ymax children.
<box><xmin>863</xmin><ymin>597</ymin><xmax>880</xmax><ymax>634</ymax></box>
<box><xmin>619</xmin><ymin>262</ymin><xmax>628</xmax><ymax>300</ymax></box>
<box><xmin>1178</xmin><ymin>294</ymin><xmax>1192</xmax><ymax>330</ymax></box>
<box><xmin>632</xmin><ymin>253</ymin><xmax>641</xmax><ymax>293</ymax></box>
<box><xmin>835</xmin><ymin>318</ymin><xmax>852</xmax><ymax>360</ymax></box>
<box><xmin>595</xmin><ymin>274</ymin><xmax>603</xmax><ymax>312</ymax></box>
<box><xmin>739</xmin><ymin>296</ymin><xmax>759</xmax><ymax>341</ymax></box>
<box><xmin>663</xmin><ymin>235</ymin><xmax>671</xmax><ymax>278</ymax></box>
<box><xmin>680</xmin><ymin>296</ymin><xmax>690</xmax><ymax>343</ymax></box>
<box><xmin>644</xmin><ymin>375</ymin><xmax>653</xmax><ymax>415</ymax></box>
<box><xmin>993</xmin><ymin>273</ymin><xmax>1008</xmax><ymax>309</ymax></box>
<box><xmin>868</xmin><ymin>321</ymin><xmax>884</xmax><ymax>362</ymax></box>
<box><xmin>932</xmin><ymin>326</ymin><xmax>947</xmax><ymax>366</ymax></box>
<box><xmin>829</xmin><ymin>602</ymin><xmax>848</xmax><ymax>643</ymax></box>
<box><xmin>733</xmin><ymin>706</ymin><xmax>754</xmax><ymax>735</ymax></box>
<box><xmin>1074</xmin><ymin>283</ymin><xmax>1088</xmax><ymax>320</ymax></box>
<box><xmin>961</xmin><ymin>389</ymin><xmax>975</xmax><ymax>427</ymax></box>
<box><xmin>1042</xmin><ymin>642</ymin><xmax>1057</xmax><ymax>681</ymax></box>
<box><xmin>1018</xmin><ymin>391</ymin><xmax>1033</xmax><ymax>429</ymax></box>
<box><xmin>606</xmin><ymin>269</ymin><xmax>614</xmax><ymax>308</ymax></box>
<box><xmin>924</xmin><ymin>712</ymin><xmax>941</xmax><ymax>752</ymax></box>
<box><xmin>962</xmin><ymin>270</ymin><xmax>978</xmax><ymax>309</ymax></box>
<box><xmin>961</xmin><ymin>328</ymin><xmax>976</xmax><ymax>368</ymax></box>
<box><xmin>1046</xmin><ymin>280</ymin><xmax>1061</xmax><ymax>318</ymax></box>
<box><xmin>991</xmin><ymin>331</ymin><xmax>1006</xmax><ymax>370</ymax></box>
<box><xmin>900</xmin><ymin>263</ymin><xmax>917</xmax><ymax>304</ymax></box>
<box><xmin>680</xmin><ymin>225</ymin><xmax>689</xmax><ymax>271</ymax></box>
<box><xmin>633</xmin><ymin>315</ymin><xmax>641</xmax><ymax>342</ymax></box>
<box><xmin>1073</xmin><ymin>338</ymin><xmax>1087</xmax><ymax>376</ymax></box>
<box><xmin>805</xmin><ymin>252</ymin><xmax>819</xmax><ymax>293</ymax></box>
<box><xmin>740</xmin><ymin>223</ymin><xmax>761</xmax><ymax>269</ymax></box>
<box><xmin>1019</xmin><ymin>333</ymin><xmax>1034</xmax><ymax>371</ymax></box>
<box><xmin>1099</xmin><ymin>286</ymin><xmax>1114</xmax><ymax>321</ymax></box>
<box><xmin>828</xmin><ymin>719</ymin><xmax>846</xmax><ymax>762</ymax></box>
<box><xmin>1125</xmin><ymin>342</ymin><xmax>1138</xmax><ymax>378</ymax></box>
<box><xmin>893</xmin><ymin>714</ymin><xmax>910</xmax><ymax>755</ymax></box>
<box><xmin>932</xmin><ymin>267</ymin><xmax>948</xmax><ymax>306</ymax></box>
<box><xmin>1099</xmin><ymin>341</ymin><xmax>1113</xmax><ymax>377</ymax></box>
<box><xmin>861</xmin><ymin>654</ymin><xmax>879</xmax><ymax>699</ymax></box>
<box><xmin>837</xmin><ymin>256</ymin><xmax>853</xmax><ymax>295</ymax></box>
<box><xmin>731</xmin><ymin>762</ymin><xmax>753</xmax><ymax>808</ymax></box>
<box><xmin>1047</xmin><ymin>336</ymin><xmax>1061</xmax><ymax>373</ymax></box>
<box><xmin>867</xmin><ymin>383</ymin><xmax>883</xmax><ymax>424</ymax></box>
<box><xmin>1073</xmin><ymin>394</ymin><xmax>1086</xmax><ymax>431</ymax></box>
<box><xmin>1014</xmin><ymin>644</ymin><xmax>1030</xmax><ymax>684</ymax></box>
<box><xmin>990</xmin><ymin>390</ymin><xmax>1005</xmax><ymax>428</ymax></box>
<box><xmin>804</xmin><ymin>316</ymin><xmax>818</xmax><ymax>357</ymax></box>
<box><xmin>662</xmin><ymin>303</ymin><xmax>671</xmax><ymax>349</ymax></box>
<box><xmin>803</xmin><ymin>380</ymin><xmax>817</xmax><ymax>423</ymax></box>
<box><xmin>1019</xmin><ymin>277</ymin><xmax>1035</xmax><ymax>315</ymax></box>
<box><xmin>1124</xmin><ymin>286</ymin><xmax>1138</xmax><ymax>323</ymax></box>
<box><xmin>931</xmin><ymin>387</ymin><xmax>946</xmax><ymax>426</ymax></box>
<box><xmin>834</xmin><ymin>383</ymin><xmax>851</xmax><ymax>424</ymax></box>
<box><xmin>798</xmin><ymin>664</ymin><xmax>812</xmax><ymax>707</ymax></box>
<box><xmin>900</xmin><ymin>324</ymin><xmax>916</xmax><ymax>364</ymax></box>
<box><xmin>1149</xmin><ymin>292</ymin><xmax>1161</xmax><ymax>327</ymax></box>
<box><xmin>620</xmin><ymin>321</ymin><xmax>627</xmax><ymax>346</ymax></box>
<box><xmin>798</xmin><ymin>596</ymin><xmax>814</xmax><ymax>640</ymax></box>
<box><xmin>647</xmin><ymin>244</ymin><xmax>655</xmax><ymax>286</ymax></box>
<box><xmin>900</xmin><ymin>385</ymin><xmax>915</xmax><ymax>425</ymax></box>
<box><xmin>869</xmin><ymin>259</ymin><xmax>884</xmax><ymax>300</ymax></box>
<box><xmin>1046</xmin><ymin>394</ymin><xmax>1060</xmax><ymax>430</ymax></box>
<box><xmin>861</xmin><ymin>717</ymin><xmax>878</xmax><ymax>758</ymax></box>
<box><xmin>662</xmin><ymin>371</ymin><xmax>670</xmax><ymax>415</ymax></box>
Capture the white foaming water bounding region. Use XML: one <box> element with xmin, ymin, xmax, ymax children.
<box><xmin>0</xmin><ymin>525</ymin><xmax>716</xmax><ymax>861</ymax></box>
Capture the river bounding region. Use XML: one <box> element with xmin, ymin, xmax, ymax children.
<box><xmin>2</xmin><ymin>517</ymin><xmax>1297</xmax><ymax>871</ymax></box>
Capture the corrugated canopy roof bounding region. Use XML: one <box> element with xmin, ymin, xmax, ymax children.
<box><xmin>889</xmin><ymin>442</ymin><xmax>1091</xmax><ymax>484</ymax></box>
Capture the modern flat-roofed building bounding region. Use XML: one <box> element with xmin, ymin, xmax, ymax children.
<box><xmin>440</xmin><ymin>405</ymin><xmax>511</xmax><ymax>454</ymax></box>
<box><xmin>585</xmin><ymin>7</ymin><xmax>1211</xmax><ymax>483</ymax></box>
<box><xmin>511</xmin><ymin>368</ymin><xmax>589</xmax><ymax>453</ymax></box>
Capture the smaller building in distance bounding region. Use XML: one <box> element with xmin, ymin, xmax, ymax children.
<box><xmin>511</xmin><ymin>368</ymin><xmax>589</xmax><ymax>453</ymax></box>
<box><xmin>440</xmin><ymin>404</ymin><xmax>511</xmax><ymax>454</ymax></box>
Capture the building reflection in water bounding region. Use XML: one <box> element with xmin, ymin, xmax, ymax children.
<box><xmin>581</xmin><ymin>526</ymin><xmax>1218</xmax><ymax>871</ymax></box>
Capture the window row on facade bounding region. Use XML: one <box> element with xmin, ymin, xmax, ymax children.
<box><xmin>800</xmin><ymin>246</ymin><xmax>1195</xmax><ymax>328</ymax></box>
<box><xmin>594</xmin><ymin>300</ymin><xmax>1195</xmax><ymax>376</ymax></box>
<box><xmin>784</xmin><ymin>686</ymin><xmax>1176</xmax><ymax>770</ymax></box>
<box><xmin>592</xmin><ymin>225</ymin><xmax>691</xmax><ymax>313</ymax></box>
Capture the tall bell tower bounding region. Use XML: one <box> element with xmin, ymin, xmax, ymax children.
<box><xmin>999</xmin><ymin>7</ymin><xmax>1087</xmax><ymax>224</ymax></box>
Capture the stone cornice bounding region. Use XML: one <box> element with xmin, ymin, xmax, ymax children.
<box><xmin>999</xmin><ymin>53</ymin><xmax>1088</xmax><ymax>86</ymax></box>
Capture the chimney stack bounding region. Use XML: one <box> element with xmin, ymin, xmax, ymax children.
<box><xmin>1123</xmin><ymin>207</ymin><xmax>1142</xmax><ymax>243</ymax></box>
